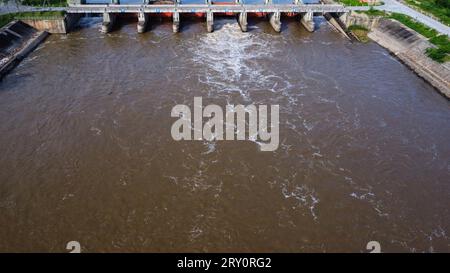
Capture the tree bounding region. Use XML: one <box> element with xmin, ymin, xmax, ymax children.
<box><xmin>435</xmin><ymin>0</ymin><xmax>450</xmax><ymax>9</ymax></box>
<box><xmin>10</xmin><ymin>0</ymin><xmax>24</xmax><ymax>12</ymax></box>
<box><xmin>0</xmin><ymin>0</ymin><xmax>11</xmax><ymax>6</ymax></box>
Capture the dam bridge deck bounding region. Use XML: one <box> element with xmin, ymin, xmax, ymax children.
<box><xmin>66</xmin><ymin>3</ymin><xmax>348</xmax><ymax>33</ymax></box>
<box><xmin>66</xmin><ymin>4</ymin><xmax>348</xmax><ymax>14</ymax></box>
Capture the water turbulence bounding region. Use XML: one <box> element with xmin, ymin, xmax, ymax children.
<box><xmin>0</xmin><ymin>17</ymin><xmax>449</xmax><ymax>252</ymax></box>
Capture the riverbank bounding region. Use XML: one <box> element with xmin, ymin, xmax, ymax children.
<box><xmin>344</xmin><ymin>11</ymin><xmax>449</xmax><ymax>98</ymax></box>
<box><xmin>20</xmin><ymin>13</ymin><xmax>80</xmax><ymax>34</ymax></box>
<box><xmin>0</xmin><ymin>20</ymin><xmax>49</xmax><ymax>80</ymax></box>
<box><xmin>369</xmin><ymin>18</ymin><xmax>449</xmax><ymax>98</ymax></box>
<box><xmin>0</xmin><ymin>11</ymin><xmax>66</xmax><ymax>28</ymax></box>
<box><xmin>401</xmin><ymin>0</ymin><xmax>450</xmax><ymax>26</ymax></box>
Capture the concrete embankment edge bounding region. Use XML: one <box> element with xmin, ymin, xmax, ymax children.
<box><xmin>344</xmin><ymin>13</ymin><xmax>450</xmax><ymax>99</ymax></box>
<box><xmin>21</xmin><ymin>14</ymin><xmax>81</xmax><ymax>34</ymax></box>
<box><xmin>369</xmin><ymin>20</ymin><xmax>449</xmax><ymax>98</ymax></box>
<box><xmin>0</xmin><ymin>28</ymin><xmax>49</xmax><ymax>80</ymax></box>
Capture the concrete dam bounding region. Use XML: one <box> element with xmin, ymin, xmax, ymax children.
<box><xmin>67</xmin><ymin>1</ymin><xmax>348</xmax><ymax>33</ymax></box>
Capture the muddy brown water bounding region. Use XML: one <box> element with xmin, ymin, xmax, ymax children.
<box><xmin>0</xmin><ymin>17</ymin><xmax>449</xmax><ymax>252</ymax></box>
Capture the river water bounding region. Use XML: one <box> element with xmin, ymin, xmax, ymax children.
<box><xmin>0</xmin><ymin>16</ymin><xmax>449</xmax><ymax>252</ymax></box>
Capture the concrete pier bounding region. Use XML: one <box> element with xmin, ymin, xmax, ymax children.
<box><xmin>101</xmin><ymin>12</ymin><xmax>116</xmax><ymax>33</ymax></box>
<box><xmin>137</xmin><ymin>11</ymin><xmax>149</xmax><ymax>33</ymax></box>
<box><xmin>173</xmin><ymin>12</ymin><xmax>180</xmax><ymax>33</ymax></box>
<box><xmin>324</xmin><ymin>12</ymin><xmax>351</xmax><ymax>40</ymax></box>
<box><xmin>206</xmin><ymin>11</ymin><xmax>214</xmax><ymax>33</ymax></box>
<box><xmin>66</xmin><ymin>3</ymin><xmax>349</xmax><ymax>34</ymax></box>
<box><xmin>238</xmin><ymin>12</ymin><xmax>247</xmax><ymax>32</ymax></box>
<box><xmin>21</xmin><ymin>14</ymin><xmax>81</xmax><ymax>34</ymax></box>
<box><xmin>68</xmin><ymin>4</ymin><xmax>348</xmax><ymax>14</ymax></box>
<box><xmin>300</xmin><ymin>11</ymin><xmax>314</xmax><ymax>32</ymax></box>
<box><xmin>269</xmin><ymin>11</ymin><xmax>281</xmax><ymax>32</ymax></box>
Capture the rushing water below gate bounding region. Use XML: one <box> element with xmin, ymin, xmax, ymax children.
<box><xmin>0</xmin><ymin>16</ymin><xmax>449</xmax><ymax>252</ymax></box>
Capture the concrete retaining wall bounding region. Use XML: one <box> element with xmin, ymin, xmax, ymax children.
<box><xmin>0</xmin><ymin>20</ymin><xmax>49</xmax><ymax>80</ymax></box>
<box><xmin>344</xmin><ymin>11</ymin><xmax>381</xmax><ymax>29</ymax></box>
<box><xmin>21</xmin><ymin>14</ymin><xmax>81</xmax><ymax>34</ymax></box>
<box><xmin>21</xmin><ymin>18</ymin><xmax>67</xmax><ymax>33</ymax></box>
<box><xmin>368</xmin><ymin>18</ymin><xmax>450</xmax><ymax>98</ymax></box>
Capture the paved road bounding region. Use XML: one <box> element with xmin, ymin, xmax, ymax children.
<box><xmin>351</xmin><ymin>0</ymin><xmax>450</xmax><ymax>35</ymax></box>
<box><xmin>67</xmin><ymin>3</ymin><xmax>347</xmax><ymax>13</ymax></box>
<box><xmin>0</xmin><ymin>3</ymin><xmax>65</xmax><ymax>15</ymax></box>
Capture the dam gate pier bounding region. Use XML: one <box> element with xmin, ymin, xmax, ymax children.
<box><xmin>66</xmin><ymin>1</ymin><xmax>348</xmax><ymax>34</ymax></box>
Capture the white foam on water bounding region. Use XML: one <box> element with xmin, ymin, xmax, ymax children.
<box><xmin>189</xmin><ymin>225</ymin><xmax>203</xmax><ymax>241</ymax></box>
<box><xmin>281</xmin><ymin>183</ymin><xmax>320</xmax><ymax>221</ymax></box>
<box><xmin>61</xmin><ymin>193</ymin><xmax>74</xmax><ymax>201</ymax></box>
<box><xmin>188</xmin><ymin>21</ymin><xmax>283</xmax><ymax>100</ymax></box>
<box><xmin>90</xmin><ymin>126</ymin><xmax>102</xmax><ymax>136</ymax></box>
<box><xmin>348</xmin><ymin>182</ymin><xmax>389</xmax><ymax>218</ymax></box>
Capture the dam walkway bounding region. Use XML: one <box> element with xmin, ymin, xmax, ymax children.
<box><xmin>65</xmin><ymin>3</ymin><xmax>349</xmax><ymax>33</ymax></box>
<box><xmin>66</xmin><ymin>3</ymin><xmax>348</xmax><ymax>14</ymax></box>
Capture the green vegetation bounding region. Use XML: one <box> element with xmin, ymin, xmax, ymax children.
<box><xmin>388</xmin><ymin>13</ymin><xmax>449</xmax><ymax>62</ymax></box>
<box><xmin>426</xmin><ymin>47</ymin><xmax>450</xmax><ymax>62</ymax></box>
<box><xmin>14</xmin><ymin>11</ymin><xmax>65</xmax><ymax>19</ymax></box>
<box><xmin>427</xmin><ymin>34</ymin><xmax>450</xmax><ymax>62</ymax></box>
<box><xmin>361</xmin><ymin>6</ymin><xmax>388</xmax><ymax>16</ymax></box>
<box><xmin>389</xmin><ymin>12</ymin><xmax>438</xmax><ymax>37</ymax></box>
<box><xmin>22</xmin><ymin>0</ymin><xmax>67</xmax><ymax>7</ymax></box>
<box><xmin>348</xmin><ymin>25</ymin><xmax>370</xmax><ymax>42</ymax></box>
<box><xmin>337</xmin><ymin>0</ymin><xmax>369</xmax><ymax>6</ymax></box>
<box><xmin>0</xmin><ymin>11</ymin><xmax>65</xmax><ymax>28</ymax></box>
<box><xmin>0</xmin><ymin>13</ymin><xmax>16</xmax><ymax>28</ymax></box>
<box><xmin>337</xmin><ymin>0</ymin><xmax>384</xmax><ymax>6</ymax></box>
<box><xmin>353</xmin><ymin>9</ymin><xmax>449</xmax><ymax>62</ymax></box>
<box><xmin>1</xmin><ymin>0</ymin><xmax>67</xmax><ymax>7</ymax></box>
<box><xmin>404</xmin><ymin>0</ymin><xmax>450</xmax><ymax>26</ymax></box>
<box><xmin>348</xmin><ymin>25</ymin><xmax>369</xmax><ymax>31</ymax></box>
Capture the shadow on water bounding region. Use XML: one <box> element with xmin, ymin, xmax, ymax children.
<box><xmin>179</xmin><ymin>16</ymin><xmax>206</xmax><ymax>32</ymax></box>
<box><xmin>76</xmin><ymin>14</ymin><xmax>308</xmax><ymax>34</ymax></box>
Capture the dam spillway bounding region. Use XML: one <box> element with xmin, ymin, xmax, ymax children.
<box><xmin>67</xmin><ymin>2</ymin><xmax>348</xmax><ymax>33</ymax></box>
<box><xmin>67</xmin><ymin>3</ymin><xmax>348</xmax><ymax>13</ymax></box>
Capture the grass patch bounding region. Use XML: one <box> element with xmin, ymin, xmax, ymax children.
<box><xmin>0</xmin><ymin>13</ymin><xmax>16</xmax><ymax>28</ymax></box>
<box><xmin>388</xmin><ymin>13</ymin><xmax>449</xmax><ymax>62</ymax></box>
<box><xmin>364</xmin><ymin>7</ymin><xmax>386</xmax><ymax>16</ymax></box>
<box><xmin>352</xmin><ymin>9</ymin><xmax>449</xmax><ymax>62</ymax></box>
<box><xmin>348</xmin><ymin>25</ymin><xmax>370</xmax><ymax>42</ymax></box>
<box><xmin>426</xmin><ymin>47</ymin><xmax>450</xmax><ymax>62</ymax></box>
<box><xmin>0</xmin><ymin>11</ymin><xmax>65</xmax><ymax>28</ymax></box>
<box><xmin>21</xmin><ymin>0</ymin><xmax>68</xmax><ymax>7</ymax></box>
<box><xmin>14</xmin><ymin>11</ymin><xmax>66</xmax><ymax>19</ymax></box>
<box><xmin>430</xmin><ymin>34</ymin><xmax>450</xmax><ymax>50</ymax></box>
<box><xmin>426</xmin><ymin>34</ymin><xmax>450</xmax><ymax>62</ymax></box>
<box><xmin>348</xmin><ymin>25</ymin><xmax>369</xmax><ymax>31</ymax></box>
<box><xmin>404</xmin><ymin>0</ymin><xmax>450</xmax><ymax>26</ymax></box>
<box><xmin>389</xmin><ymin>12</ymin><xmax>438</xmax><ymax>38</ymax></box>
<box><xmin>362</xmin><ymin>7</ymin><xmax>388</xmax><ymax>16</ymax></box>
<box><xmin>337</xmin><ymin>0</ymin><xmax>369</xmax><ymax>6</ymax></box>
